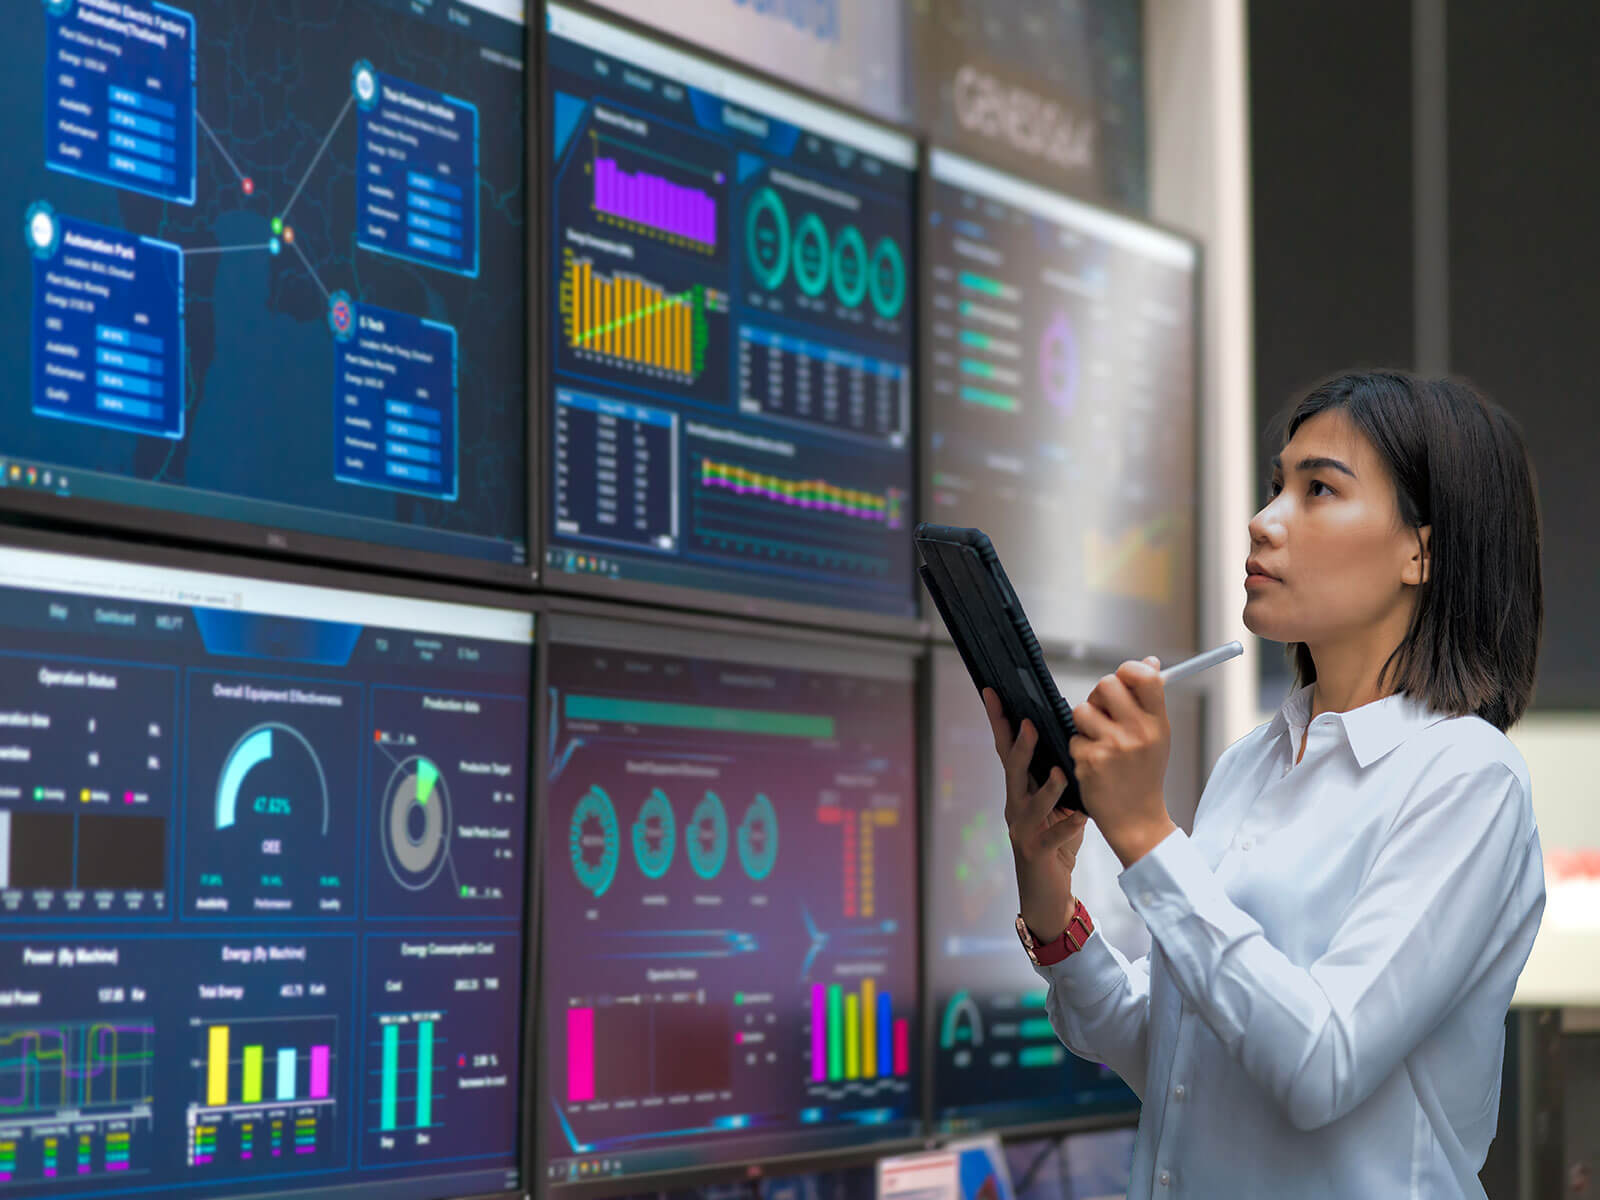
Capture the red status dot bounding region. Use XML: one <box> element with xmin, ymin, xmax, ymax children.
<box><xmin>458</xmin><ymin>1055</ymin><xmax>466</xmax><ymax>1068</ymax></box>
<box><xmin>242</xmin><ymin>177</ymin><xmax>254</xmax><ymax>195</ymax></box>
<box><xmin>283</xmin><ymin>226</ymin><xmax>295</xmax><ymax>245</ymax></box>
<box><xmin>373</xmin><ymin>730</ymin><xmax>384</xmax><ymax>742</ymax></box>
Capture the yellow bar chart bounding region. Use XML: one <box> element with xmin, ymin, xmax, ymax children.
<box><xmin>562</xmin><ymin>254</ymin><xmax>701</xmax><ymax>379</ymax></box>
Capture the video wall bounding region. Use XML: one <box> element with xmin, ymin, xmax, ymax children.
<box><xmin>0</xmin><ymin>2</ymin><xmax>1196</xmax><ymax>1199</ymax></box>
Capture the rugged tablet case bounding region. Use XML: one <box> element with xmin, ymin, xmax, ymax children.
<box><xmin>914</xmin><ymin>522</ymin><xmax>1083</xmax><ymax>813</ymax></box>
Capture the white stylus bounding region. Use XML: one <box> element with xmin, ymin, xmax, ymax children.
<box><xmin>1157</xmin><ymin>640</ymin><xmax>1243</xmax><ymax>686</ymax></box>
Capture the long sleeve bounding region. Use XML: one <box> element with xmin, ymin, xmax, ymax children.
<box><xmin>1033</xmin><ymin>931</ymin><xmax>1153</xmax><ymax>1101</ymax></box>
<box><xmin>1119</xmin><ymin>760</ymin><xmax>1543</xmax><ymax>1132</ymax></box>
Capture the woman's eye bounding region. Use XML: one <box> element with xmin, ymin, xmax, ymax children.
<box><xmin>1309</xmin><ymin>479</ymin><xmax>1333</xmax><ymax>497</ymax></box>
<box><xmin>1268</xmin><ymin>478</ymin><xmax>1283</xmax><ymax>497</ymax></box>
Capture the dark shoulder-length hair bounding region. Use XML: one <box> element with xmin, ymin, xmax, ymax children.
<box><xmin>1271</xmin><ymin>370</ymin><xmax>1543</xmax><ymax>730</ymax></box>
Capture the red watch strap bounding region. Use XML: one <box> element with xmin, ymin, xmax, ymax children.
<box><xmin>1031</xmin><ymin>900</ymin><xmax>1094</xmax><ymax>966</ymax></box>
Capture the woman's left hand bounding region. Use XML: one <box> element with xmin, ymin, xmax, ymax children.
<box><xmin>1070</xmin><ymin>657</ymin><xmax>1179</xmax><ymax>867</ymax></box>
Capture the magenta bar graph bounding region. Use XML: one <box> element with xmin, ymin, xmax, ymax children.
<box><xmin>810</xmin><ymin>984</ymin><xmax>827</xmax><ymax>1082</ymax></box>
<box><xmin>594</xmin><ymin>156</ymin><xmax>717</xmax><ymax>248</ymax></box>
<box><xmin>567</xmin><ymin>1007</ymin><xmax>595</xmax><ymax>1103</ymax></box>
<box><xmin>309</xmin><ymin>1045</ymin><xmax>330</xmax><ymax>1100</ymax></box>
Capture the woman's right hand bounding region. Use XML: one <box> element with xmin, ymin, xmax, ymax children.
<box><xmin>983</xmin><ymin>687</ymin><xmax>1090</xmax><ymax>944</ymax></box>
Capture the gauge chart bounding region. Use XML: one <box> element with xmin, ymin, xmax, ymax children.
<box><xmin>571</xmin><ymin>785</ymin><xmax>621</xmax><ymax>898</ymax></box>
<box><xmin>184</xmin><ymin>675</ymin><xmax>360</xmax><ymax>920</ymax></box>
<box><xmin>379</xmin><ymin>756</ymin><xmax>451</xmax><ymax>892</ymax></box>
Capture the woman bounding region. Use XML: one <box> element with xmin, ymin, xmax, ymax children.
<box><xmin>985</xmin><ymin>371</ymin><xmax>1545</xmax><ymax>1198</ymax></box>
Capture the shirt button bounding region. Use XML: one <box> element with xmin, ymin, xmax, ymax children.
<box><xmin>1240</xmin><ymin>838</ymin><xmax>1254</xmax><ymax>851</ymax></box>
<box><xmin>1173</xmin><ymin>1084</ymin><xmax>1185</xmax><ymax>1100</ymax></box>
<box><xmin>1159</xmin><ymin>1169</ymin><xmax>1171</xmax><ymax>1186</ymax></box>
<box><xmin>1141</xmin><ymin>892</ymin><xmax>1156</xmax><ymax>906</ymax></box>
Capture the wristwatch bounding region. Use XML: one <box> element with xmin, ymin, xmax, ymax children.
<box><xmin>1016</xmin><ymin>899</ymin><xmax>1094</xmax><ymax>967</ymax></box>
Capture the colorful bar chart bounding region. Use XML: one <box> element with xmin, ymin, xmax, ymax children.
<box><xmin>374</xmin><ymin>1013</ymin><xmax>441</xmax><ymax>1133</ymax></box>
<box><xmin>593</xmin><ymin>155</ymin><xmax>717</xmax><ymax>248</ymax></box>
<box><xmin>810</xmin><ymin>983</ymin><xmax>909</xmax><ymax>1084</ymax></box>
<box><xmin>195</xmin><ymin>1019</ymin><xmax>335</xmax><ymax>1111</ymax></box>
<box><xmin>567</xmin><ymin>1007</ymin><xmax>595</xmax><ymax>1103</ymax></box>
<box><xmin>815</xmin><ymin>803</ymin><xmax>903</xmax><ymax>917</ymax></box>
<box><xmin>561</xmin><ymin>253</ymin><xmax>711</xmax><ymax>380</ymax></box>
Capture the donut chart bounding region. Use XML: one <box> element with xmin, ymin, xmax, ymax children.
<box><xmin>832</xmin><ymin>225</ymin><xmax>868</xmax><ymax>308</ymax></box>
<box><xmin>686</xmin><ymin>791</ymin><xmax>729</xmax><ymax>881</ymax></box>
<box><xmin>793</xmin><ymin>213</ymin><xmax>830</xmax><ymax>297</ymax></box>
<box><xmin>869</xmin><ymin>236</ymin><xmax>906</xmax><ymax>319</ymax></box>
<box><xmin>632</xmin><ymin>787</ymin><xmax>677</xmax><ymax>880</ymax></box>
<box><xmin>746</xmin><ymin>186</ymin><xmax>791</xmax><ymax>290</ymax></box>
<box><xmin>737</xmin><ymin>793</ymin><xmax>779</xmax><ymax>881</ymax></box>
<box><xmin>571</xmin><ymin>785</ymin><xmax>621</xmax><ymax>897</ymax></box>
<box><xmin>379</xmin><ymin>755</ymin><xmax>451</xmax><ymax>891</ymax></box>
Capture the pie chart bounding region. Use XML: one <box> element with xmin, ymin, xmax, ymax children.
<box><xmin>380</xmin><ymin>756</ymin><xmax>452</xmax><ymax>891</ymax></box>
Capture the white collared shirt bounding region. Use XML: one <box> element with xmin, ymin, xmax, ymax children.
<box><xmin>1037</xmin><ymin>684</ymin><xmax>1545</xmax><ymax>1199</ymax></box>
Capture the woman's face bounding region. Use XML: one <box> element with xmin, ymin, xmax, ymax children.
<box><xmin>1243</xmin><ymin>408</ymin><xmax>1428</xmax><ymax>645</ymax></box>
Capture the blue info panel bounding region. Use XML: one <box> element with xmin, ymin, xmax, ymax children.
<box><xmin>2</xmin><ymin>0</ymin><xmax>527</xmax><ymax>571</ymax></box>
<box><xmin>45</xmin><ymin>0</ymin><xmax>197</xmax><ymax>205</ymax></box>
<box><xmin>0</xmin><ymin>543</ymin><xmax>532</xmax><ymax>1200</ymax></box>
<box><xmin>28</xmin><ymin>210</ymin><xmax>185</xmax><ymax>438</ymax></box>
<box><xmin>355</xmin><ymin>65</ymin><xmax>480</xmax><ymax>278</ymax></box>
<box><xmin>333</xmin><ymin>300</ymin><xmax>459</xmax><ymax>501</ymax></box>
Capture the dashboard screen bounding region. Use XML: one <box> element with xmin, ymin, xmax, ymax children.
<box><xmin>0</xmin><ymin>541</ymin><xmax>532</xmax><ymax>1200</ymax></box>
<box><xmin>925</xmin><ymin>648</ymin><xmax>1202</xmax><ymax>1135</ymax></box>
<box><xmin>541</xmin><ymin>617</ymin><xmax>921</xmax><ymax>1187</ymax></box>
<box><xmin>923</xmin><ymin>148</ymin><xmax>1198</xmax><ymax>658</ymax></box>
<box><xmin>543</xmin><ymin>5</ymin><xmax>918</xmax><ymax>622</ymax></box>
<box><xmin>0</xmin><ymin>0</ymin><xmax>528</xmax><ymax>576</ymax></box>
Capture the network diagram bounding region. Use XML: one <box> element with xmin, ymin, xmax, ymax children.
<box><xmin>27</xmin><ymin>0</ymin><xmax>479</xmax><ymax>501</ymax></box>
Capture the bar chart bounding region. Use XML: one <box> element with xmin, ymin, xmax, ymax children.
<box><xmin>815</xmin><ymin>802</ymin><xmax>902</xmax><ymax>919</ymax></box>
<box><xmin>560</xmin><ymin>251</ymin><xmax>723</xmax><ymax>382</ymax></box>
<box><xmin>588</xmin><ymin>132</ymin><xmax>722</xmax><ymax>253</ymax></box>
<box><xmin>808</xmin><ymin>981</ymin><xmax>910</xmax><ymax>1085</ymax></box>
<box><xmin>371</xmin><ymin>1011</ymin><xmax>444</xmax><ymax>1137</ymax></box>
<box><xmin>185</xmin><ymin>1016</ymin><xmax>338</xmax><ymax>1173</ymax></box>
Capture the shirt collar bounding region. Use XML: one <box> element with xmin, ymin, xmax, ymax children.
<box><xmin>1268</xmin><ymin>683</ymin><xmax>1450</xmax><ymax>769</ymax></box>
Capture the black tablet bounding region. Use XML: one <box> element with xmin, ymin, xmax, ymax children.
<box><xmin>914</xmin><ymin>523</ymin><xmax>1083</xmax><ymax>813</ymax></box>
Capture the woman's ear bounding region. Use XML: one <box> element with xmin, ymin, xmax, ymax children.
<box><xmin>1404</xmin><ymin>524</ymin><xmax>1432</xmax><ymax>586</ymax></box>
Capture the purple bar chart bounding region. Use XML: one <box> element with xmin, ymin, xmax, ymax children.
<box><xmin>593</xmin><ymin>156</ymin><xmax>718</xmax><ymax>249</ymax></box>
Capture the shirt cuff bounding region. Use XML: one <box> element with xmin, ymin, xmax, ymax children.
<box><xmin>1030</xmin><ymin>928</ymin><xmax>1127</xmax><ymax>1005</ymax></box>
<box><xmin>1118</xmin><ymin>826</ymin><xmax>1257</xmax><ymax>943</ymax></box>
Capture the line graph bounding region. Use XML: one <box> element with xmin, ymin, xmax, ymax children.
<box><xmin>0</xmin><ymin>1021</ymin><xmax>155</xmax><ymax>1114</ymax></box>
<box><xmin>698</xmin><ymin>459</ymin><xmax>904</xmax><ymax>527</ymax></box>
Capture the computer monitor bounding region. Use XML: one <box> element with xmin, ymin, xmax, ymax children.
<box><xmin>542</xmin><ymin>5</ymin><xmax>920</xmax><ymax>632</ymax></box>
<box><xmin>925</xmin><ymin>648</ymin><xmax>1202</xmax><ymax>1136</ymax></box>
<box><xmin>1</xmin><ymin>0</ymin><xmax>530</xmax><ymax>584</ymax></box>
<box><xmin>0</xmin><ymin>532</ymin><xmax>534</xmax><ymax>1200</ymax></box>
<box><xmin>921</xmin><ymin>148</ymin><xmax>1199</xmax><ymax>660</ymax></box>
<box><xmin>539</xmin><ymin>614</ymin><xmax>922</xmax><ymax>1190</ymax></box>
<box><xmin>1003</xmin><ymin>1129</ymin><xmax>1138</xmax><ymax>1200</ymax></box>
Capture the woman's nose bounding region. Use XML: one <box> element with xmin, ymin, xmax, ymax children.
<box><xmin>1248</xmin><ymin>496</ymin><xmax>1288</xmax><ymax>546</ymax></box>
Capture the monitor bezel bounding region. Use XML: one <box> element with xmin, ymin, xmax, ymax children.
<box><xmin>0</xmin><ymin>519</ymin><xmax>539</xmax><ymax>1200</ymax></box>
<box><xmin>534</xmin><ymin>1</ymin><xmax>929</xmax><ymax>643</ymax></box>
<box><xmin>531</xmin><ymin>594</ymin><xmax>932</xmax><ymax>1197</ymax></box>
<box><xmin>1</xmin><ymin>1</ymin><xmax>541</xmax><ymax>594</ymax></box>
<box><xmin>915</xmin><ymin>143</ymin><xmax>1207</xmax><ymax>665</ymax></box>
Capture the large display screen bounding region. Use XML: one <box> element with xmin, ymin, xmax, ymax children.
<box><xmin>925</xmin><ymin>648</ymin><xmax>1202</xmax><ymax>1135</ymax></box>
<box><xmin>540</xmin><ymin>617</ymin><xmax>921</xmax><ymax>1187</ymax></box>
<box><xmin>543</xmin><ymin>5</ymin><xmax>918</xmax><ymax>623</ymax></box>
<box><xmin>0</xmin><ymin>0</ymin><xmax>529</xmax><ymax>577</ymax></box>
<box><xmin>0</xmin><ymin>540</ymin><xmax>533</xmax><ymax>1200</ymax></box>
<box><xmin>922</xmin><ymin>148</ymin><xmax>1198</xmax><ymax>658</ymax></box>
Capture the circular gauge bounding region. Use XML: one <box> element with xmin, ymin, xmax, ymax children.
<box><xmin>632</xmin><ymin>788</ymin><xmax>676</xmax><ymax>880</ymax></box>
<box><xmin>832</xmin><ymin>225</ymin><xmax>868</xmax><ymax>308</ymax></box>
<box><xmin>570</xmin><ymin>785</ymin><xmax>620</xmax><ymax>898</ymax></box>
<box><xmin>737</xmin><ymin>793</ymin><xmax>779</xmax><ymax>881</ymax></box>
<box><xmin>215</xmin><ymin>722</ymin><xmax>330</xmax><ymax>838</ymax></box>
<box><xmin>868</xmin><ymin>236</ymin><xmax>906</xmax><ymax>319</ymax></box>
<box><xmin>686</xmin><ymin>791</ymin><xmax>728</xmax><ymax>881</ymax></box>
<box><xmin>745</xmin><ymin>186</ymin><xmax>791</xmax><ymax>290</ymax></box>
<box><xmin>380</xmin><ymin>755</ymin><xmax>452</xmax><ymax>891</ymax></box>
<box><xmin>792</xmin><ymin>213</ymin><xmax>830</xmax><ymax>297</ymax></box>
<box><xmin>1039</xmin><ymin>311</ymin><xmax>1080</xmax><ymax>416</ymax></box>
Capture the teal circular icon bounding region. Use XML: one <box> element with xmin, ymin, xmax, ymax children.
<box><xmin>686</xmin><ymin>791</ymin><xmax>729</xmax><ymax>881</ymax></box>
<box><xmin>352</xmin><ymin>60</ymin><xmax>380</xmax><ymax>111</ymax></box>
<box><xmin>792</xmin><ymin>213</ymin><xmax>830</xmax><ymax>298</ymax></box>
<box><xmin>24</xmin><ymin>201</ymin><xmax>60</xmax><ymax>260</ymax></box>
<box><xmin>632</xmin><ymin>788</ymin><xmax>676</xmax><ymax>880</ymax></box>
<box><xmin>570</xmin><ymin>785</ymin><xmax>620</xmax><ymax>898</ymax></box>
<box><xmin>45</xmin><ymin>0</ymin><xmax>74</xmax><ymax>17</ymax></box>
<box><xmin>737</xmin><ymin>793</ymin><xmax>779</xmax><ymax>881</ymax></box>
<box><xmin>869</xmin><ymin>236</ymin><xmax>906</xmax><ymax>319</ymax></box>
<box><xmin>832</xmin><ymin>225</ymin><xmax>868</xmax><ymax>308</ymax></box>
<box><xmin>745</xmin><ymin>187</ymin><xmax>790</xmax><ymax>291</ymax></box>
<box><xmin>327</xmin><ymin>290</ymin><xmax>356</xmax><ymax>342</ymax></box>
